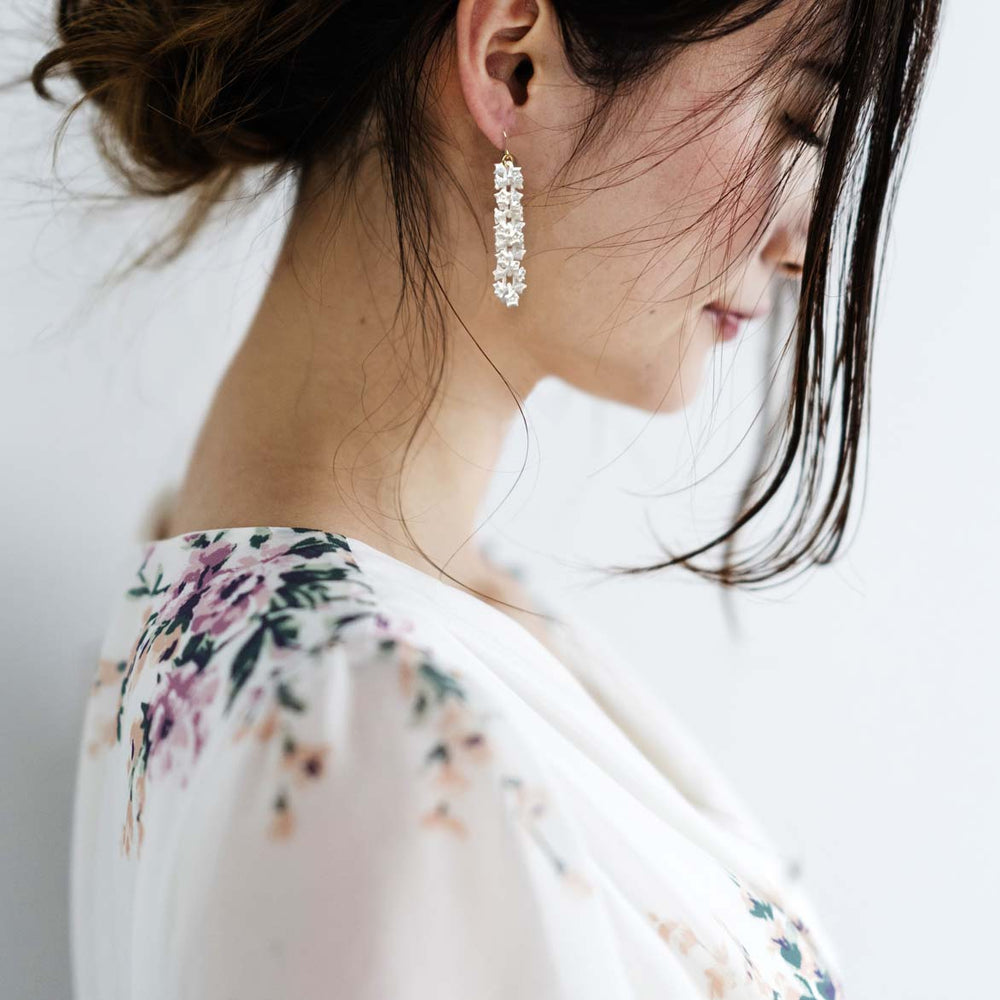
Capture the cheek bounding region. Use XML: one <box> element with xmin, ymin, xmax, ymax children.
<box><xmin>534</xmin><ymin>89</ymin><xmax>779</xmax><ymax>367</ymax></box>
<box><xmin>657</xmin><ymin>119</ymin><xmax>776</xmax><ymax>285</ymax></box>
<box><xmin>573</xmin><ymin>117</ymin><xmax>775</xmax><ymax>313</ymax></box>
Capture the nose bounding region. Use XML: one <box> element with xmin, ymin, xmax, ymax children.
<box><xmin>758</xmin><ymin>155</ymin><xmax>815</xmax><ymax>280</ymax></box>
<box><xmin>761</xmin><ymin>224</ymin><xmax>806</xmax><ymax>279</ymax></box>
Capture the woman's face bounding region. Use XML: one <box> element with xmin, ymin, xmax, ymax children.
<box><xmin>451</xmin><ymin>0</ymin><xmax>837</xmax><ymax>414</ymax></box>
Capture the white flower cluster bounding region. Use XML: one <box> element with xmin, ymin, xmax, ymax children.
<box><xmin>492</xmin><ymin>159</ymin><xmax>526</xmax><ymax>308</ymax></box>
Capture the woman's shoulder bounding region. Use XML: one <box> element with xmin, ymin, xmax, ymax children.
<box><xmin>77</xmin><ymin>523</ymin><xmax>633</xmax><ymax>998</ymax></box>
<box><xmin>85</xmin><ymin>522</ymin><xmax>586</xmax><ymax>870</ymax></box>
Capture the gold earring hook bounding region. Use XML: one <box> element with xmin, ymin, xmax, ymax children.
<box><xmin>501</xmin><ymin>128</ymin><xmax>513</xmax><ymax>167</ymax></box>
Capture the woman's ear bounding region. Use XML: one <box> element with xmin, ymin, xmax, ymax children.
<box><xmin>455</xmin><ymin>0</ymin><xmax>542</xmax><ymax>151</ymax></box>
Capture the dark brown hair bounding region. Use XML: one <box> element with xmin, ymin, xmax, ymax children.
<box><xmin>17</xmin><ymin>0</ymin><xmax>941</xmax><ymax>596</ymax></box>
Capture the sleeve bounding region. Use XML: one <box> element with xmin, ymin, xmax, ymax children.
<box><xmin>161</xmin><ymin>629</ymin><xmax>634</xmax><ymax>999</ymax></box>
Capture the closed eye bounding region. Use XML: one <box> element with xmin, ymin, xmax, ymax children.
<box><xmin>780</xmin><ymin>110</ymin><xmax>826</xmax><ymax>150</ymax></box>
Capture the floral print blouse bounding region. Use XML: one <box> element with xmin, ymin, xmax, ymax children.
<box><xmin>70</xmin><ymin>518</ymin><xmax>849</xmax><ymax>1000</ymax></box>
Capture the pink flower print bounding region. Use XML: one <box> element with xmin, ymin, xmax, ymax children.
<box><xmin>419</xmin><ymin>801</ymin><xmax>470</xmax><ymax>837</ymax></box>
<box><xmin>649</xmin><ymin>912</ymin><xmax>700</xmax><ymax>955</ymax></box>
<box><xmin>278</xmin><ymin>735</ymin><xmax>331</xmax><ymax>788</ymax></box>
<box><xmin>93</xmin><ymin>654</ymin><xmax>127</xmax><ymax>693</ymax></box>
<box><xmin>86</xmin><ymin>713</ymin><xmax>118</xmax><ymax>758</ymax></box>
<box><xmin>264</xmin><ymin>734</ymin><xmax>332</xmax><ymax>842</ymax></box>
<box><xmin>121</xmin><ymin>795</ymin><xmax>135</xmax><ymax>857</ymax></box>
<box><xmin>107</xmin><ymin>528</ymin><xmax>373</xmax><ymax>852</ymax></box>
<box><xmin>160</xmin><ymin>536</ymin><xmax>295</xmax><ymax>639</ymax></box>
<box><xmin>228</xmin><ymin>682</ymin><xmax>333</xmax><ymax>842</ymax></box>
<box><xmin>704</xmin><ymin>941</ymin><xmax>740</xmax><ymax>999</ymax></box>
<box><xmin>121</xmin><ymin>770</ymin><xmax>147</xmax><ymax>859</ymax></box>
<box><xmin>158</xmin><ymin>538</ymin><xmax>237</xmax><ymax>622</ymax></box>
<box><xmin>705</xmin><ymin>965</ymin><xmax>731</xmax><ymax>999</ymax></box>
<box><xmin>389</xmin><ymin>630</ymin><xmax>592</xmax><ymax>892</ymax></box>
<box><xmin>649</xmin><ymin>913</ymin><xmax>745</xmax><ymax>999</ymax></box>
<box><xmin>143</xmin><ymin>664</ymin><xmax>222</xmax><ymax>785</ymax></box>
<box><xmin>427</xmin><ymin>698</ymin><xmax>493</xmax><ymax>793</ymax></box>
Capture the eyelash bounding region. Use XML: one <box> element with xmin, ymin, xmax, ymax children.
<box><xmin>780</xmin><ymin>110</ymin><xmax>826</xmax><ymax>149</ymax></box>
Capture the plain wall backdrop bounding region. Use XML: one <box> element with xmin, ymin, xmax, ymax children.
<box><xmin>1</xmin><ymin>1</ymin><xmax>996</xmax><ymax>998</ymax></box>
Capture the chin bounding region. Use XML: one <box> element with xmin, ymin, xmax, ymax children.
<box><xmin>577</xmin><ymin>369</ymin><xmax>706</xmax><ymax>414</ymax></box>
<box><xmin>561</xmin><ymin>335</ymin><xmax>712</xmax><ymax>413</ymax></box>
<box><xmin>622</xmin><ymin>356</ymin><xmax>711</xmax><ymax>414</ymax></box>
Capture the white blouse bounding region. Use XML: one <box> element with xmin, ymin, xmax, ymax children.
<box><xmin>70</xmin><ymin>517</ymin><xmax>849</xmax><ymax>999</ymax></box>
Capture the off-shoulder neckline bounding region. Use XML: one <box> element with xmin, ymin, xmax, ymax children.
<box><xmin>131</xmin><ymin>522</ymin><xmax>572</xmax><ymax>681</ymax></box>
<box><xmin>134</xmin><ymin>523</ymin><xmax>539</xmax><ymax>609</ymax></box>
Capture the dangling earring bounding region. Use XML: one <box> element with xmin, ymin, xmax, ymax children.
<box><xmin>492</xmin><ymin>129</ymin><xmax>526</xmax><ymax>308</ymax></box>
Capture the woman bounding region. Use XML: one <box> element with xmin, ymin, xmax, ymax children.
<box><xmin>28</xmin><ymin>0</ymin><xmax>939</xmax><ymax>996</ymax></box>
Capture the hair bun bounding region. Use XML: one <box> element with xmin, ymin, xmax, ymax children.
<box><xmin>31</xmin><ymin>0</ymin><xmax>345</xmax><ymax>196</ymax></box>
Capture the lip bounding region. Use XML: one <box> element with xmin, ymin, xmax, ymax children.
<box><xmin>703</xmin><ymin>300</ymin><xmax>772</xmax><ymax>342</ymax></box>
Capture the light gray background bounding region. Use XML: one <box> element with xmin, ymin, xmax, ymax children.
<box><xmin>2</xmin><ymin>1</ymin><xmax>996</xmax><ymax>998</ymax></box>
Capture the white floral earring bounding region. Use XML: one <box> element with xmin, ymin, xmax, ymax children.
<box><xmin>492</xmin><ymin>129</ymin><xmax>526</xmax><ymax>308</ymax></box>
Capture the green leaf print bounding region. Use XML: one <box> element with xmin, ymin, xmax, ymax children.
<box><xmin>815</xmin><ymin>968</ymin><xmax>837</xmax><ymax>999</ymax></box>
<box><xmin>779</xmin><ymin>940</ymin><xmax>803</xmax><ymax>968</ymax></box>
<box><xmin>227</xmin><ymin>625</ymin><xmax>267</xmax><ymax>712</ymax></box>
<box><xmin>275</xmin><ymin>681</ymin><xmax>307</xmax><ymax>713</ymax></box>
<box><xmin>410</xmin><ymin>661</ymin><xmax>467</xmax><ymax>722</ymax></box>
<box><xmin>267</xmin><ymin>611</ymin><xmax>300</xmax><ymax>649</ymax></box>
<box><xmin>275</xmin><ymin>565</ymin><xmax>354</xmax><ymax>610</ymax></box>
<box><xmin>176</xmin><ymin>627</ymin><xmax>215</xmax><ymax>672</ymax></box>
<box><xmin>794</xmin><ymin>971</ymin><xmax>815</xmax><ymax>997</ymax></box>
<box><xmin>749</xmin><ymin>896</ymin><xmax>775</xmax><ymax>920</ymax></box>
<box><xmin>126</xmin><ymin>563</ymin><xmax>168</xmax><ymax>599</ymax></box>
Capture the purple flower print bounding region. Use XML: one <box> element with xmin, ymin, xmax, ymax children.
<box><xmin>143</xmin><ymin>663</ymin><xmax>222</xmax><ymax>785</ymax></box>
<box><xmin>160</xmin><ymin>534</ymin><xmax>303</xmax><ymax>640</ymax></box>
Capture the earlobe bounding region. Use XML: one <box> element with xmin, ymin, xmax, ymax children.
<box><xmin>455</xmin><ymin>0</ymin><xmax>540</xmax><ymax>151</ymax></box>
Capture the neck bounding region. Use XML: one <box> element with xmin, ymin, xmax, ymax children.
<box><xmin>168</xmin><ymin>153</ymin><xmax>543</xmax><ymax>590</ymax></box>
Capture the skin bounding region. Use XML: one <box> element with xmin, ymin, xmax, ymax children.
<box><xmin>163</xmin><ymin>0</ymin><xmax>833</xmax><ymax>632</ymax></box>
